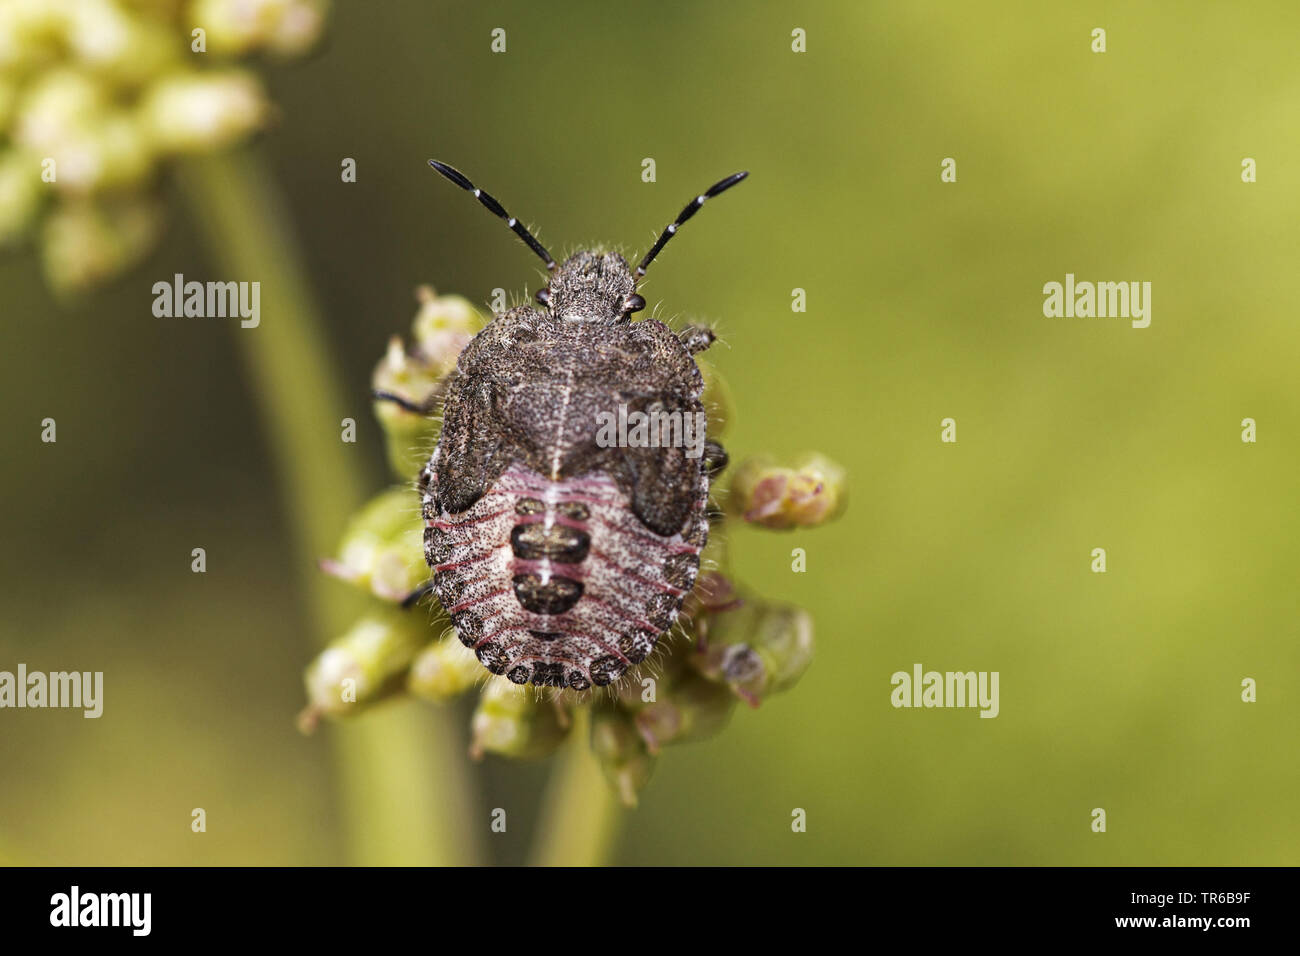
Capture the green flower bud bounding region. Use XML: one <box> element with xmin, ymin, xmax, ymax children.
<box><xmin>264</xmin><ymin>0</ymin><xmax>330</xmax><ymax>57</ymax></box>
<box><xmin>64</xmin><ymin>0</ymin><xmax>179</xmax><ymax>86</ymax></box>
<box><xmin>139</xmin><ymin>69</ymin><xmax>268</xmax><ymax>153</ymax></box>
<box><xmin>590</xmin><ymin>706</ymin><xmax>655</xmax><ymax>807</ymax></box>
<box><xmin>372</xmin><ymin>287</ymin><xmax>484</xmax><ymax>478</ymax></box>
<box><xmin>632</xmin><ymin>668</ymin><xmax>735</xmax><ymax>752</ymax></box>
<box><xmin>744</xmin><ymin>604</ymin><xmax>814</xmax><ymax>700</ymax></box>
<box><xmin>12</xmin><ymin>69</ymin><xmax>107</xmax><ymax>154</ymax></box>
<box><xmin>372</xmin><ymin>335</ymin><xmax>442</xmax><ymax>479</ymax></box>
<box><xmin>190</xmin><ymin>0</ymin><xmax>329</xmax><ymax>59</ymax></box>
<box><xmin>690</xmin><ymin>595</ymin><xmax>815</xmax><ymax>706</ymax></box>
<box><xmin>610</xmin><ymin>649</ymin><xmax>687</xmax><ymax>715</ymax></box>
<box><xmin>0</xmin><ymin>2</ymin><xmax>73</xmax><ymax>76</ymax></box>
<box><xmin>39</xmin><ymin>195</ymin><xmax>162</xmax><ymax>294</ymax></box>
<box><xmin>729</xmin><ymin>452</ymin><xmax>847</xmax><ymax>529</ymax></box>
<box><xmin>470</xmin><ymin>680</ymin><xmax>571</xmax><ymax>760</ymax></box>
<box><xmin>409</xmin><ymin>285</ymin><xmax>483</xmax><ymax>376</ymax></box>
<box><xmin>51</xmin><ymin>112</ymin><xmax>154</xmax><ymax>195</ymax></box>
<box><xmin>318</xmin><ymin>486</ymin><xmax>426</xmax><ymax>603</ymax></box>
<box><xmin>62</xmin><ymin>0</ymin><xmax>132</xmax><ymax>63</ymax></box>
<box><xmin>299</xmin><ymin>608</ymin><xmax>428</xmax><ymax>729</ymax></box>
<box><xmin>188</xmin><ymin>0</ymin><xmax>271</xmax><ymax>56</ymax></box>
<box><xmin>408</xmin><ymin>633</ymin><xmax>481</xmax><ymax>702</ymax></box>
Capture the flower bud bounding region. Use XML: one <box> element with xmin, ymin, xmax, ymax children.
<box><xmin>371</xmin><ymin>335</ymin><xmax>442</xmax><ymax>479</ymax></box>
<box><xmin>729</xmin><ymin>452</ymin><xmax>847</xmax><ymax>529</ymax></box>
<box><xmin>745</xmin><ymin>604</ymin><xmax>814</xmax><ymax>697</ymax></box>
<box><xmin>39</xmin><ymin>195</ymin><xmax>162</xmax><ymax>294</ymax></box>
<box><xmin>372</xmin><ymin>288</ymin><xmax>484</xmax><ymax>478</ymax></box>
<box><xmin>318</xmin><ymin>486</ymin><xmax>426</xmax><ymax>603</ymax></box>
<box><xmin>63</xmin><ymin>0</ymin><xmax>131</xmax><ymax>65</ymax></box>
<box><xmin>50</xmin><ymin>112</ymin><xmax>154</xmax><ymax>196</ymax></box>
<box><xmin>470</xmin><ymin>680</ymin><xmax>570</xmax><ymax>760</ymax></box>
<box><xmin>64</xmin><ymin>0</ymin><xmax>179</xmax><ymax>86</ymax></box>
<box><xmin>0</xmin><ymin>3</ymin><xmax>74</xmax><ymax>75</ymax></box>
<box><xmin>590</xmin><ymin>706</ymin><xmax>655</xmax><ymax>807</ymax></box>
<box><xmin>188</xmin><ymin>0</ymin><xmax>272</xmax><ymax>56</ymax></box>
<box><xmin>190</xmin><ymin>0</ymin><xmax>329</xmax><ymax>59</ymax></box>
<box><xmin>408</xmin><ymin>633</ymin><xmax>481</xmax><ymax>702</ymax></box>
<box><xmin>265</xmin><ymin>0</ymin><xmax>330</xmax><ymax>57</ymax></box>
<box><xmin>299</xmin><ymin>609</ymin><xmax>428</xmax><ymax>729</ymax></box>
<box><xmin>632</xmin><ymin>669</ymin><xmax>735</xmax><ymax>752</ymax></box>
<box><xmin>690</xmin><ymin>596</ymin><xmax>814</xmax><ymax>706</ymax></box>
<box><xmin>139</xmin><ymin>70</ymin><xmax>268</xmax><ymax>154</ymax></box>
<box><xmin>12</xmin><ymin>69</ymin><xmax>107</xmax><ymax>155</ymax></box>
<box><xmin>409</xmin><ymin>285</ymin><xmax>483</xmax><ymax>376</ymax></box>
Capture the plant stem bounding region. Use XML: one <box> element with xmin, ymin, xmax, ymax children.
<box><xmin>178</xmin><ymin>146</ymin><xmax>480</xmax><ymax>866</ymax></box>
<box><xmin>529</xmin><ymin>708</ymin><xmax>623</xmax><ymax>866</ymax></box>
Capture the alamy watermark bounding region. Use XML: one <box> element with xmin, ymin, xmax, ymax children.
<box><xmin>50</xmin><ymin>886</ymin><xmax>150</xmax><ymax>936</ymax></box>
<box><xmin>595</xmin><ymin>404</ymin><xmax>706</xmax><ymax>459</ymax></box>
<box><xmin>1043</xmin><ymin>273</ymin><xmax>1151</xmax><ymax>328</ymax></box>
<box><xmin>0</xmin><ymin>664</ymin><xmax>103</xmax><ymax>718</ymax></box>
<box><xmin>152</xmin><ymin>273</ymin><xmax>260</xmax><ymax>328</ymax></box>
<box><xmin>891</xmin><ymin>663</ymin><xmax>999</xmax><ymax>718</ymax></box>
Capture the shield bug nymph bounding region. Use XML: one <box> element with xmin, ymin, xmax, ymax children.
<box><xmin>382</xmin><ymin>160</ymin><xmax>746</xmax><ymax>691</ymax></box>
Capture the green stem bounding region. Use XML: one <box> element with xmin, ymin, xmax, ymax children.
<box><xmin>529</xmin><ymin>708</ymin><xmax>623</xmax><ymax>866</ymax></box>
<box><xmin>178</xmin><ymin>146</ymin><xmax>480</xmax><ymax>866</ymax></box>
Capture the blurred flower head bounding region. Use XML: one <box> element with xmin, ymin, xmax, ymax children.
<box><xmin>301</xmin><ymin>288</ymin><xmax>848</xmax><ymax>807</ymax></box>
<box><xmin>0</xmin><ymin>0</ymin><xmax>328</xmax><ymax>293</ymax></box>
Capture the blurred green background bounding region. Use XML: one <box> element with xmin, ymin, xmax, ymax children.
<box><xmin>2</xmin><ymin>0</ymin><xmax>1297</xmax><ymax>865</ymax></box>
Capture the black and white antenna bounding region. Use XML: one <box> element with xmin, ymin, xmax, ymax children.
<box><xmin>428</xmin><ymin>160</ymin><xmax>555</xmax><ymax>270</ymax></box>
<box><xmin>636</xmin><ymin>171</ymin><xmax>748</xmax><ymax>278</ymax></box>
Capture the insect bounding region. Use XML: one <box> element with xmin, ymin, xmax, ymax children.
<box><xmin>383</xmin><ymin>160</ymin><xmax>747</xmax><ymax>690</ymax></box>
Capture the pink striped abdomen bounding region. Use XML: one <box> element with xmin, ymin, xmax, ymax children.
<box><xmin>425</xmin><ymin>465</ymin><xmax>705</xmax><ymax>689</ymax></box>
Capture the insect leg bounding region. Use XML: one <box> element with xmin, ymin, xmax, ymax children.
<box><xmin>704</xmin><ymin>440</ymin><xmax>729</xmax><ymax>479</ymax></box>
<box><xmin>372</xmin><ymin>388</ymin><xmax>438</xmax><ymax>415</ymax></box>
<box><xmin>400</xmin><ymin>580</ymin><xmax>435</xmax><ymax>609</ymax></box>
<box><xmin>679</xmin><ymin>325</ymin><xmax>716</xmax><ymax>354</ymax></box>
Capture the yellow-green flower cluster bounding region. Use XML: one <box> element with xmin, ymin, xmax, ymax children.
<box><xmin>0</xmin><ymin>0</ymin><xmax>328</xmax><ymax>292</ymax></box>
<box><xmin>301</xmin><ymin>288</ymin><xmax>847</xmax><ymax>806</ymax></box>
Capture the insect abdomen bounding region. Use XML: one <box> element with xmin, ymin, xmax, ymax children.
<box><xmin>424</xmin><ymin>464</ymin><xmax>705</xmax><ymax>689</ymax></box>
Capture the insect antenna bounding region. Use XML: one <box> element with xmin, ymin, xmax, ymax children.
<box><xmin>428</xmin><ymin>160</ymin><xmax>555</xmax><ymax>270</ymax></box>
<box><xmin>636</xmin><ymin>170</ymin><xmax>749</xmax><ymax>278</ymax></box>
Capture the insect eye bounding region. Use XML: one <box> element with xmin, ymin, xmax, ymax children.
<box><xmin>623</xmin><ymin>293</ymin><xmax>646</xmax><ymax>314</ymax></box>
<box><xmin>535</xmin><ymin>288</ymin><xmax>551</xmax><ymax>307</ymax></box>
